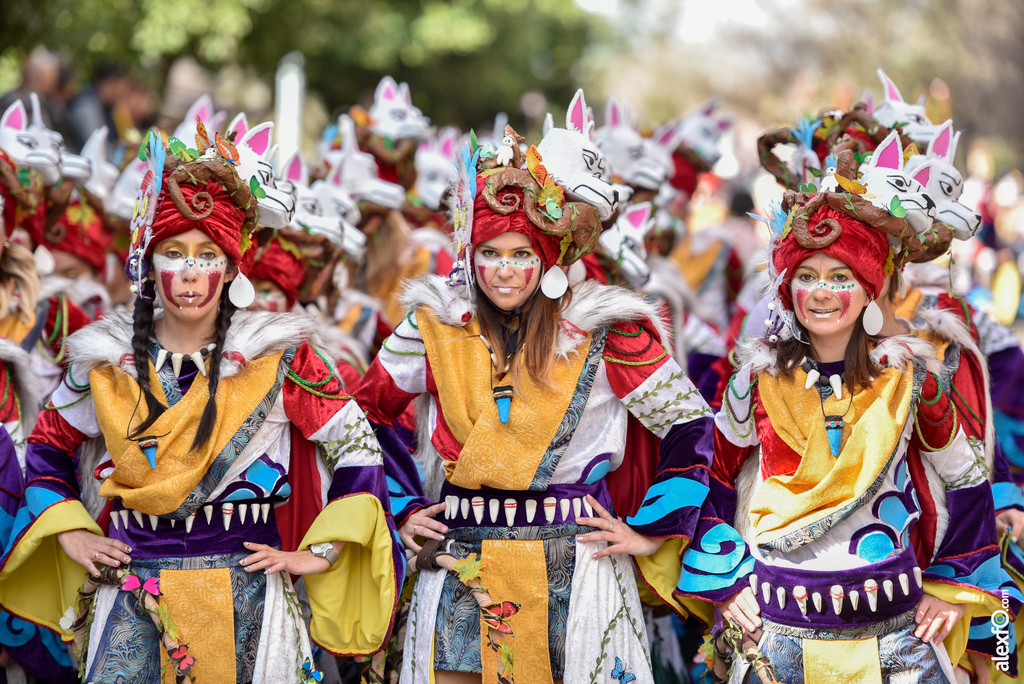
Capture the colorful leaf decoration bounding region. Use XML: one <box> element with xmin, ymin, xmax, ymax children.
<box><xmin>138</xmin><ymin>131</ymin><xmax>150</xmax><ymax>161</ymax></box>
<box><xmin>835</xmin><ymin>174</ymin><xmax>868</xmax><ymax>195</ymax></box>
<box><xmin>797</xmin><ymin>183</ymin><xmax>818</xmax><ymax>194</ymax></box>
<box><xmin>889</xmin><ymin>195</ymin><xmax>907</xmax><ymax>218</ymax></box>
<box><xmin>249</xmin><ymin>176</ymin><xmax>267</xmax><ymax>199</ymax></box>
<box><xmin>453</xmin><ymin>554</ymin><xmax>485</xmax><ymax>584</ymax></box>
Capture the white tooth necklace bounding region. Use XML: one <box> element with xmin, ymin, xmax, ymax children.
<box><xmin>154</xmin><ymin>343</ymin><xmax>217</xmax><ymax>378</ymax></box>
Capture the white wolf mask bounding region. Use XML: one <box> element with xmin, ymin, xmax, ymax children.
<box><xmin>858</xmin><ymin>130</ymin><xmax>936</xmax><ymax>235</ymax></box>
<box><xmin>0</xmin><ymin>93</ymin><xmax>90</xmax><ymax>186</ymax></box>
<box><xmin>81</xmin><ymin>126</ymin><xmax>120</xmax><ymax>204</ymax></box>
<box><xmin>368</xmin><ymin>76</ymin><xmax>431</xmax><ymax>142</ymax></box>
<box><xmin>414</xmin><ymin>127</ymin><xmax>459</xmax><ymax>211</ymax></box>
<box><xmin>595</xmin><ymin>97</ymin><xmax>674</xmax><ymax>191</ymax></box>
<box><xmin>107</xmin><ymin>158</ymin><xmax>148</xmax><ymax>220</ymax></box>
<box><xmin>872</xmin><ymin>69</ymin><xmax>940</xmax><ymax>146</ymax></box>
<box><xmin>599</xmin><ymin>201</ymin><xmax>655</xmax><ymax>289</ymax></box>
<box><xmin>172</xmin><ymin>95</ymin><xmax>227</xmax><ymax>146</ymax></box>
<box><xmin>676</xmin><ymin>97</ymin><xmax>732</xmax><ymax>169</ymax></box>
<box><xmin>535</xmin><ymin>89</ymin><xmax>620</xmax><ymax>221</ymax></box>
<box><xmin>322</xmin><ymin>115</ymin><xmax>406</xmax><ymax>210</ymax></box>
<box><xmin>904</xmin><ymin>119</ymin><xmax>980</xmax><ymax>241</ymax></box>
<box><xmin>230</xmin><ymin>121</ymin><xmax>295</xmax><ymax>229</ymax></box>
<box><xmin>279</xmin><ymin>151</ymin><xmax>366</xmax><ymax>263</ymax></box>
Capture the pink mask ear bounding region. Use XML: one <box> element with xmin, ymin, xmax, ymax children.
<box><xmin>0</xmin><ymin>101</ymin><xmax>25</xmax><ymax>130</ymax></box>
<box><xmin>701</xmin><ymin>97</ymin><xmax>720</xmax><ymax>116</ymax></box>
<box><xmin>286</xmin><ymin>154</ymin><xmax>303</xmax><ymax>182</ymax></box>
<box><xmin>417</xmin><ymin>140</ymin><xmax>432</xmax><ymax>154</ymax></box>
<box><xmin>929</xmin><ymin>121</ymin><xmax>952</xmax><ymax>159</ymax></box>
<box><xmin>380</xmin><ymin>81</ymin><xmax>397</xmax><ymax>102</ymax></box>
<box><xmin>606</xmin><ymin>98</ymin><xmax>621</xmax><ymax>127</ymax></box>
<box><xmin>399</xmin><ymin>83</ymin><xmax>412</xmax><ymax>105</ymax></box>
<box><xmin>716</xmin><ymin>116</ymin><xmax>734</xmax><ymax>132</ymax></box>
<box><xmin>328</xmin><ymin>162</ymin><xmax>344</xmax><ymax>186</ymax></box>
<box><xmin>873</xmin><ymin>133</ymin><xmax>902</xmax><ymax>170</ymax></box>
<box><xmin>244</xmin><ymin>125</ymin><xmax>273</xmax><ymax>156</ymax></box>
<box><xmin>196</xmin><ymin>104</ymin><xmax>213</xmax><ymax>125</ymax></box>
<box><xmin>657</xmin><ymin>125</ymin><xmax>677</xmax><ymax>146</ymax></box>
<box><xmin>878</xmin><ymin>69</ymin><xmax>904</xmax><ymax>103</ymax></box>
<box><xmin>627</xmin><ymin>204</ymin><xmax>651</xmax><ymax>228</ymax></box>
<box><xmin>568</xmin><ymin>90</ymin><xmax>586</xmax><ymax>133</ymax></box>
<box><xmin>440</xmin><ymin>136</ymin><xmax>454</xmax><ymax>158</ymax></box>
<box><xmin>912</xmin><ymin>163</ymin><xmax>931</xmax><ymax>187</ymax></box>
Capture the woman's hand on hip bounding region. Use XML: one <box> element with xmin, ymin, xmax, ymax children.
<box><xmin>57</xmin><ymin>529</ymin><xmax>132</xmax><ymax>577</ymax></box>
<box><xmin>576</xmin><ymin>495</ymin><xmax>665</xmax><ymax>558</ymax></box>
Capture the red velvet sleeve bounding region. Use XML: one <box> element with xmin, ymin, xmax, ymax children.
<box><xmin>282</xmin><ymin>342</ymin><xmax>353</xmax><ymax>440</ymax></box>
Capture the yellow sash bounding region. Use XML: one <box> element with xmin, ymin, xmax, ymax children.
<box><xmin>668</xmin><ymin>233</ymin><xmax>724</xmax><ymax>291</ymax></box>
<box><xmin>416</xmin><ymin>307</ymin><xmax>590</xmax><ymax>490</ymax></box>
<box><xmin>750</xmin><ymin>365</ymin><xmax>913</xmax><ymax>548</ymax></box>
<box><xmin>93</xmin><ymin>352</ymin><xmax>285</xmax><ymax>515</ymax></box>
<box><xmin>0</xmin><ymin>311</ymin><xmax>35</xmax><ymax>344</ymax></box>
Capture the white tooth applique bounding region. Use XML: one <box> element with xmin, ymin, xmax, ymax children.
<box><xmin>582</xmin><ymin>498</ymin><xmax>594</xmax><ymax>517</ymax></box>
<box><xmin>829</xmin><ymin>375</ymin><xmax>843</xmax><ymax>400</ymax></box>
<box><xmin>830</xmin><ymin>585</ymin><xmax>844</xmax><ymax>615</ymax></box>
<box><xmin>132</xmin><ymin>510</ymin><xmax>144</xmax><ymax>528</ymax></box>
<box><xmin>899</xmin><ymin>573</ymin><xmax>910</xmax><ymax>596</ymax></box>
<box><xmin>543</xmin><ymin>497</ymin><xmax>556</xmax><ymax>523</ymax></box>
<box><xmin>444</xmin><ymin>496</ymin><xmax>455</xmax><ymax>520</ymax></box>
<box><xmin>472</xmin><ymin>496</ymin><xmax>484</xmax><ymax>524</ymax></box>
<box><xmin>525</xmin><ymin>500</ymin><xmax>537</xmax><ymax>523</ymax></box>
<box><xmin>864</xmin><ymin>580</ymin><xmax>878</xmax><ymax>611</ymax></box>
<box><xmin>812</xmin><ymin>592</ymin><xmax>822</xmax><ymax>613</ymax></box>
<box><xmin>186</xmin><ymin>512</ymin><xmax>196</xmax><ymax>533</ymax></box>
<box><xmin>793</xmin><ymin>586</ymin><xmax>807</xmax><ymax>616</ymax></box>
<box><xmin>776</xmin><ymin>587</ymin><xmax>786</xmax><ymax>610</ymax></box>
<box><xmin>111</xmin><ymin>510</ymin><xmax>121</xmax><ymax>530</ymax></box>
<box><xmin>572</xmin><ymin>498</ymin><xmax>582</xmax><ymax>520</ymax></box>
<box><xmin>170</xmin><ymin>518</ymin><xmax>176</xmax><ymax>528</ymax></box>
<box><xmin>750</xmin><ymin>574</ymin><xmax>759</xmax><ymax>595</ymax></box>
<box><xmin>261</xmin><ymin>503</ymin><xmax>271</xmax><ymax>523</ymax></box>
<box><xmin>460</xmin><ymin>498</ymin><xmax>469</xmax><ymax>520</ymax></box>
<box><xmin>761</xmin><ymin>582</ymin><xmax>771</xmax><ymax>605</ymax></box>
<box><xmin>560</xmin><ymin>499</ymin><xmax>570</xmax><ymax>522</ymax></box>
<box><xmin>504</xmin><ymin>499</ymin><xmax>517</xmax><ymax>526</ymax></box>
<box><xmin>222</xmin><ymin>503</ymin><xmax>234</xmax><ymax>531</ymax></box>
<box><xmin>192</xmin><ymin>352</ymin><xmax>207</xmax><ymax>376</ymax></box>
<box><xmin>913</xmin><ymin>567</ymin><xmax>922</xmax><ymax>588</ymax></box>
<box><xmin>849</xmin><ymin>590</ymin><xmax>859</xmax><ymax>610</ymax></box>
<box><xmin>489</xmin><ymin>499</ymin><xmax>500</xmax><ymax>523</ymax></box>
<box><xmin>204</xmin><ymin>505</ymin><xmax>214</xmax><ymax>524</ymax></box>
<box><xmin>149</xmin><ymin>515</ymin><xmax>158</xmax><ymax>531</ymax></box>
<box><xmin>239</xmin><ymin>503</ymin><xmax>248</xmax><ymax>525</ymax></box>
<box><xmin>155</xmin><ymin>349</ymin><xmax>169</xmax><ymax>372</ymax></box>
<box><xmin>171</xmin><ymin>353</ymin><xmax>183</xmax><ymax>378</ymax></box>
<box><xmin>805</xmin><ymin>368</ymin><xmax>820</xmax><ymax>390</ymax></box>
<box><xmin>118</xmin><ymin>510</ymin><xmax>130</xmax><ymax>530</ymax></box>
<box><xmin>883</xmin><ymin>579</ymin><xmax>894</xmax><ymax>601</ymax></box>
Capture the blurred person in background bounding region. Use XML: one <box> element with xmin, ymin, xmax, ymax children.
<box><xmin>68</xmin><ymin>62</ymin><xmax>130</xmax><ymax>157</ymax></box>
<box><xmin>0</xmin><ymin>46</ymin><xmax>61</xmax><ymax>126</ymax></box>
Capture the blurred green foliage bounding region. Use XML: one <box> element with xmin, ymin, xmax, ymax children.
<box><xmin>0</xmin><ymin>0</ymin><xmax>607</xmax><ymax>128</ymax></box>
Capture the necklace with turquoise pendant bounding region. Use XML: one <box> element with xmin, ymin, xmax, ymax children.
<box><xmin>802</xmin><ymin>358</ymin><xmax>853</xmax><ymax>457</ymax></box>
<box><xmin>481</xmin><ymin>335</ymin><xmax>515</xmax><ymax>425</ymax></box>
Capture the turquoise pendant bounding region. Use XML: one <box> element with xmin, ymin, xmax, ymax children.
<box><xmin>824</xmin><ymin>417</ymin><xmax>844</xmax><ymax>457</ymax></box>
<box><xmin>493</xmin><ymin>385</ymin><xmax>514</xmax><ymax>424</ymax></box>
<box><xmin>140</xmin><ymin>438</ymin><xmax>158</xmax><ymax>470</ymax></box>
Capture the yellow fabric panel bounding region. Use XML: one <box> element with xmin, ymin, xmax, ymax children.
<box><xmin>923</xmin><ymin>580</ymin><xmax>1007</xmax><ymax>674</ymax></box>
<box><xmin>802</xmin><ymin>636</ymin><xmax>882</xmax><ymax>684</ymax></box>
<box><xmin>893</xmin><ymin>288</ymin><xmax>924</xmax><ymax>323</ymax></box>
<box><xmin>375</xmin><ymin>245</ymin><xmax>434</xmax><ymax>328</ymax></box>
<box><xmin>668</xmin><ymin>233</ymin><xmax>724</xmax><ymax>291</ymax></box>
<box><xmin>480</xmin><ymin>539</ymin><xmax>553</xmax><ymax>684</ymax></box>
<box><xmin>633</xmin><ymin>538</ymin><xmax>715</xmax><ymax>626</ymax></box>
<box><xmin>0</xmin><ymin>311</ymin><xmax>34</xmax><ymax>345</ymax></box>
<box><xmin>752</xmin><ymin>365</ymin><xmax>912</xmax><ymax>546</ymax></box>
<box><xmin>93</xmin><ymin>351</ymin><xmax>284</xmax><ymax>515</ymax></box>
<box><xmin>0</xmin><ymin>500</ymin><xmax>100</xmax><ymax>634</ymax></box>
<box><xmin>159</xmin><ymin>567</ymin><xmax>236</xmax><ymax>684</ymax></box>
<box><xmin>416</xmin><ymin>307</ymin><xmax>590</xmax><ymax>490</ymax></box>
<box><xmin>300</xmin><ymin>494</ymin><xmax>398</xmax><ymax>655</ymax></box>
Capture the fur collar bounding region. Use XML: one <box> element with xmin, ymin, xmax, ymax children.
<box><xmin>736</xmin><ymin>332</ymin><xmax>942</xmax><ymax>378</ymax></box>
<box><xmin>0</xmin><ymin>338</ymin><xmax>41</xmax><ymax>433</ymax></box>
<box><xmin>400</xmin><ymin>275</ymin><xmax>671</xmax><ymax>358</ymax></box>
<box><xmin>65</xmin><ymin>309</ymin><xmax>338</xmax><ymax>379</ymax></box>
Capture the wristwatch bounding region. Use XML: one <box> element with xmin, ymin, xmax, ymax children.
<box><xmin>309</xmin><ymin>542</ymin><xmax>339</xmax><ymax>566</ymax></box>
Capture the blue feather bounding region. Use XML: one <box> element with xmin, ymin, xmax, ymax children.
<box><xmin>793</xmin><ymin>115</ymin><xmax>822</xmax><ymax>151</ymax></box>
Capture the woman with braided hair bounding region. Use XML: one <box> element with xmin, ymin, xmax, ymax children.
<box><xmin>354</xmin><ymin>131</ymin><xmax>746</xmax><ymax>684</ymax></box>
<box><xmin>710</xmin><ymin>179</ymin><xmax>1020</xmax><ymax>682</ymax></box>
<box><xmin>0</xmin><ymin>135</ymin><xmax>403</xmax><ymax>683</ymax></box>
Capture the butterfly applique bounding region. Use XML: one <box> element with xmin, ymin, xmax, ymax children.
<box><xmin>611</xmin><ymin>657</ymin><xmax>636</xmax><ymax>683</ymax></box>
<box><xmin>121</xmin><ymin>575</ymin><xmax>161</xmax><ymax>596</ymax></box>
<box><xmin>481</xmin><ymin>601</ymin><xmax>520</xmax><ymax>637</ymax></box>
<box><xmin>216</xmin><ymin>133</ymin><xmax>239</xmax><ymax>165</ymax></box>
<box><xmin>170</xmin><ymin>644</ymin><xmax>195</xmax><ymax>672</ymax></box>
<box><xmin>301</xmin><ymin>657</ymin><xmax>324</xmax><ymax>682</ymax></box>
<box><xmin>195</xmin><ymin>116</ymin><xmax>211</xmax><ymax>152</ymax></box>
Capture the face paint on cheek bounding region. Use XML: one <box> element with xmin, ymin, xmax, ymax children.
<box><xmin>159</xmin><ymin>271</ymin><xmax>179</xmax><ymax>308</ymax></box>
<box><xmin>196</xmin><ymin>271</ymin><xmax>222</xmax><ymax>308</ymax></box>
<box><xmin>795</xmin><ymin>287</ymin><xmax>809</xmax><ymax>321</ymax></box>
<box><xmin>519</xmin><ymin>266</ymin><xmax>535</xmax><ymax>294</ymax></box>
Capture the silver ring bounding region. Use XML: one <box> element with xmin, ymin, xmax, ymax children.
<box><xmin>413</xmin><ymin>525</ymin><xmax>419</xmax><ymax>535</ymax></box>
<box><xmin>608</xmin><ymin>521</ymin><xmax>615</xmax><ymax>532</ymax></box>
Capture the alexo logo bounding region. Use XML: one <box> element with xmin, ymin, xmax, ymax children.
<box><xmin>992</xmin><ymin>591</ymin><xmax>1012</xmax><ymax>672</ymax></box>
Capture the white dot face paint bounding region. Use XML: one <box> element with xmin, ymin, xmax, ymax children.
<box><xmin>151</xmin><ymin>235</ymin><xmax>229</xmax><ymax>312</ymax></box>
<box><xmin>790</xmin><ymin>253</ymin><xmax>870</xmax><ymax>341</ymax></box>
<box><xmin>473</xmin><ymin>234</ymin><xmax>543</xmax><ymax>310</ymax></box>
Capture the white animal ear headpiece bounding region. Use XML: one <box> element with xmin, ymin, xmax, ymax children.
<box><xmin>565</xmin><ymin>89</ymin><xmax>596</xmax><ymax>140</ymax></box>
<box><xmin>172</xmin><ymin>94</ymin><xmax>215</xmax><ymax>144</ymax></box>
<box><xmin>877</xmin><ymin>68</ymin><xmax>905</xmax><ymax>105</ymax></box>
<box><xmin>227</xmin><ymin>112</ymin><xmax>249</xmax><ymax>141</ymax></box>
<box><xmin>0</xmin><ymin>99</ymin><xmax>26</xmax><ymax>132</ymax></box>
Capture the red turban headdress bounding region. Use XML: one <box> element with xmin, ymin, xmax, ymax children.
<box><xmin>242</xmin><ymin>238</ymin><xmax>304</xmax><ymax>308</ymax></box>
<box><xmin>471</xmin><ymin>186</ymin><xmax>562</xmax><ymax>270</ymax></box>
<box><xmin>149</xmin><ymin>172</ymin><xmax>250</xmax><ymax>267</ymax></box>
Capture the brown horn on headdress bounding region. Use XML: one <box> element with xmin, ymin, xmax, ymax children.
<box><xmin>909</xmin><ymin>221</ymin><xmax>955</xmax><ymax>263</ymax></box>
<box><xmin>825</xmin><ymin>103</ymin><xmax>915</xmax><ymax>156</ymax></box>
<box><xmin>757</xmin><ymin>127</ymin><xmax>802</xmax><ymax>190</ymax></box>
<box><xmin>166</xmin><ymin>158</ymin><xmax>258</xmax><ymax>229</ymax></box>
<box><xmin>834</xmin><ymin>148</ymin><xmax>858</xmax><ymax>180</ymax></box>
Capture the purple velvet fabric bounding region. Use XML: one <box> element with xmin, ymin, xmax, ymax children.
<box><xmin>932</xmin><ymin>484</ymin><xmax>1000</xmax><ymax>571</ymax></box>
<box><xmin>989</xmin><ymin>347</ymin><xmax>1024</xmax><ymax>419</ymax></box>
<box><xmin>369</xmin><ymin>419</ymin><xmax>432</xmax><ymax>526</ymax></box>
<box><xmin>686</xmin><ymin>352</ymin><xmax>722</xmax><ymax>403</ymax></box>
<box><xmin>326</xmin><ymin>463</ymin><xmax>389</xmax><ymax>505</ymax></box>
<box><xmin>107</xmin><ymin>501</ymin><xmax>281</xmax><ymax>559</ymax></box>
<box><xmin>25</xmin><ymin>442</ymin><xmax>79</xmax><ymax>499</ymax></box>
<box><xmin>754</xmin><ymin>549</ymin><xmax>923</xmax><ymax>628</ymax></box>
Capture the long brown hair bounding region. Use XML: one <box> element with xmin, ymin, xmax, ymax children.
<box><xmin>0</xmin><ymin>243</ymin><xmax>39</xmax><ymax>324</ymax></box>
<box><xmin>773</xmin><ymin>309</ymin><xmax>880</xmax><ymax>393</ymax></box>
<box><xmin>475</xmin><ymin>283</ymin><xmax>570</xmax><ymax>388</ymax></box>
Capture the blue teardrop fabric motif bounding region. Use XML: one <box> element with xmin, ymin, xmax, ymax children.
<box><xmin>140</xmin><ymin>438</ymin><xmax>159</xmax><ymax>469</ymax></box>
<box><xmin>824</xmin><ymin>417</ymin><xmax>844</xmax><ymax>457</ymax></box>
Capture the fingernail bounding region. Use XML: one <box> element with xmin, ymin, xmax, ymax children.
<box><xmin>592</xmin><ymin>553</ymin><xmax>598</xmax><ymax>559</ymax></box>
<box><xmin>264</xmin><ymin>568</ymin><xmax>271</xmax><ymax>575</ymax></box>
<box><xmin>243</xmin><ymin>541</ymin><xmax>250</xmax><ymax>546</ymax></box>
<box><xmin>441</xmin><ymin>526</ymin><xmax>448</xmax><ymax>533</ymax></box>
<box><xmin>113</xmin><ymin>561</ymin><xmax>120</xmax><ymax>566</ymax></box>
<box><xmin>125</xmin><ymin>546</ymin><xmax>132</xmax><ymax>553</ymax></box>
<box><xmin>123</xmin><ymin>557</ymin><xmax>130</xmax><ymax>563</ymax></box>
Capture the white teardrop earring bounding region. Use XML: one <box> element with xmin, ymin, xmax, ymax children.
<box><xmin>34</xmin><ymin>245</ymin><xmax>54</xmax><ymax>274</ymax></box>
<box><xmin>863</xmin><ymin>298</ymin><xmax>883</xmax><ymax>336</ymax></box>
<box><xmin>540</xmin><ymin>266</ymin><xmax>568</xmax><ymax>299</ymax></box>
<box><xmin>228</xmin><ymin>272</ymin><xmax>256</xmax><ymax>308</ymax></box>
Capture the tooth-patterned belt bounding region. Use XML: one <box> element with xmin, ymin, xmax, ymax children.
<box><xmin>752</xmin><ymin>549</ymin><xmax>925</xmax><ymax>629</ymax></box>
<box><xmin>439</xmin><ymin>483</ymin><xmax>612</xmax><ymax>528</ymax></box>
<box><xmin>108</xmin><ymin>500</ymin><xmax>281</xmax><ymax>559</ymax></box>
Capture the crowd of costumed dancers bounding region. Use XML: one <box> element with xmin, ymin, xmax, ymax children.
<box><xmin>0</xmin><ymin>63</ymin><xmax>1020</xmax><ymax>684</ymax></box>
